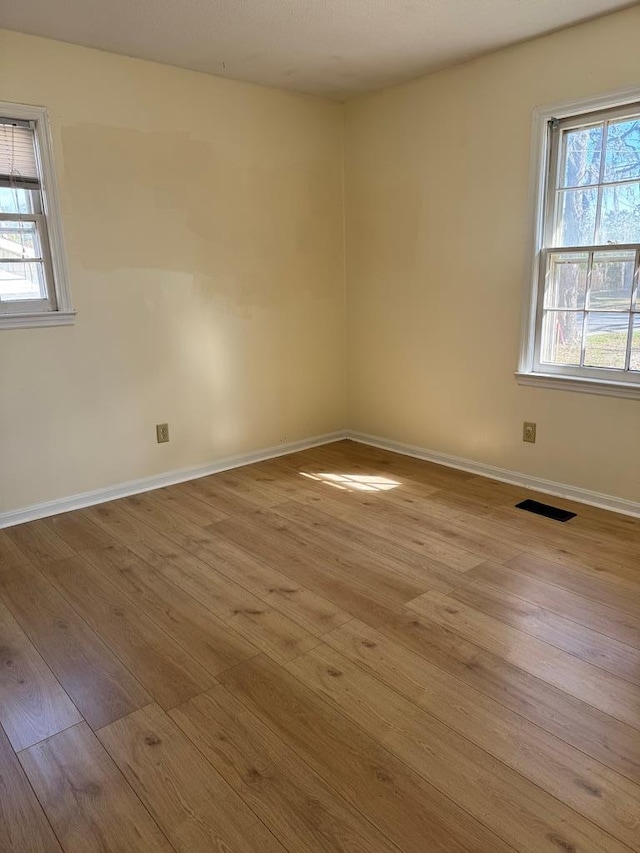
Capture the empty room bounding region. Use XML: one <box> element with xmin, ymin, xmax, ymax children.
<box><xmin>1</xmin><ymin>1</ymin><xmax>640</xmax><ymax>851</ymax></box>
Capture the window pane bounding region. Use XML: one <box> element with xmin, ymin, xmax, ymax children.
<box><xmin>541</xmin><ymin>311</ymin><xmax>583</xmax><ymax>365</ymax></box>
<box><xmin>630</xmin><ymin>316</ymin><xmax>640</xmax><ymax>371</ymax></box>
<box><xmin>0</xmin><ymin>121</ymin><xmax>39</xmax><ymax>185</ymax></box>
<box><xmin>544</xmin><ymin>252</ymin><xmax>588</xmax><ymax>308</ymax></box>
<box><xmin>561</xmin><ymin>124</ymin><xmax>602</xmax><ymax>187</ymax></box>
<box><xmin>0</xmin><ymin>260</ymin><xmax>47</xmax><ymax>300</ymax></box>
<box><xmin>604</xmin><ymin>117</ymin><xmax>640</xmax><ymax>183</ymax></box>
<box><xmin>555</xmin><ymin>188</ymin><xmax>597</xmax><ymax>246</ymax></box>
<box><xmin>0</xmin><ymin>185</ymin><xmax>36</xmax><ymax>215</ymax></box>
<box><xmin>0</xmin><ymin>220</ymin><xmax>42</xmax><ymax>260</ymax></box>
<box><xmin>584</xmin><ymin>312</ymin><xmax>629</xmax><ymax>369</ymax></box>
<box><xmin>598</xmin><ymin>181</ymin><xmax>640</xmax><ymax>244</ymax></box>
<box><xmin>588</xmin><ymin>250</ymin><xmax>635</xmax><ymax>310</ymax></box>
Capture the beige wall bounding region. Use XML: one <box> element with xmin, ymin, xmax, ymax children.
<box><xmin>0</xmin><ymin>30</ymin><xmax>346</xmax><ymax>513</ymax></box>
<box><xmin>345</xmin><ymin>6</ymin><xmax>640</xmax><ymax>503</ymax></box>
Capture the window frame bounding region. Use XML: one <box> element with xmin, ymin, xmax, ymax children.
<box><xmin>0</xmin><ymin>101</ymin><xmax>74</xmax><ymax>330</ymax></box>
<box><xmin>517</xmin><ymin>85</ymin><xmax>640</xmax><ymax>400</ymax></box>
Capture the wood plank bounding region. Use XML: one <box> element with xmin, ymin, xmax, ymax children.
<box><xmin>0</xmin><ymin>724</ymin><xmax>63</xmax><ymax>852</ymax></box>
<box><xmin>97</xmin><ymin>703</ymin><xmax>287</xmax><ymax>853</ymax></box>
<box><xmin>6</xmin><ymin>519</ymin><xmax>75</xmax><ymax>566</ymax></box>
<box><xmin>213</xmin><ymin>509</ymin><xmax>428</xmax><ymax>605</ymax></box>
<box><xmin>175</xmin><ymin>476</ymin><xmax>271</xmax><ymax>517</ymax></box>
<box><xmin>245</xmin><ymin>508</ymin><xmax>431</xmax><ymax>598</ymax></box>
<box><xmin>497</xmin><ymin>498</ymin><xmax>640</xmax><ymax>554</ymax></box>
<box><xmin>270</xmin><ymin>499</ymin><xmax>467</xmax><ymax>593</ymax></box>
<box><xmin>84</xmin><ymin>498</ymin><xmax>212</xmax><ymax>557</ymax></box>
<box><xmin>81</xmin><ymin>543</ymin><xmax>259</xmax><ymax>675</ymax></box>
<box><xmin>200</xmin><ymin>467</ymin><xmax>288</xmax><ymax>508</ymax></box>
<box><xmin>488</xmin><ymin>506</ymin><xmax>640</xmax><ymax>572</ymax></box>
<box><xmin>177</xmin><ymin>530</ymin><xmax>352</xmax><ymax>637</ymax></box>
<box><xmin>408</xmin><ymin>589</ymin><xmax>640</xmax><ymax>730</ymax></box>
<box><xmin>3</xmin><ymin>441</ymin><xmax>640</xmax><ymax>852</ymax></box>
<box><xmin>219</xmin><ymin>461</ymin><xmax>331</xmax><ymax>504</ymax></box>
<box><xmin>43</xmin><ymin>510</ymin><xmax>113</xmax><ymax>551</ymax></box>
<box><xmin>459</xmin><ymin>511</ymin><xmax>639</xmax><ymax>582</ymax></box>
<box><xmin>119</xmin><ymin>491</ymin><xmax>351</xmax><ymax>637</ymax></box>
<box><xmin>377</xmin><ymin>608</ymin><xmax>640</xmax><ymax>785</ymax></box>
<box><xmin>0</xmin><ymin>559</ymin><xmax>151</xmax><ymax>729</ymax></box>
<box><xmin>300</xmin><ymin>441</ymin><xmax>474</xmax><ymax>490</ymax></box>
<box><xmin>117</xmin><ymin>492</ymin><xmax>229</xmax><ymax>552</ymax></box>
<box><xmin>0</xmin><ymin>530</ymin><xmax>29</xmax><ymax>569</ymax></box>
<box><xmin>170</xmin><ymin>684</ymin><xmax>402</xmax><ymax>853</ymax></box>
<box><xmin>236</xmin><ymin>456</ymin><xmax>455</xmax><ymax>523</ymax></box>
<box><xmin>291</xmin><ymin>490</ymin><xmax>485</xmax><ymax>571</ymax></box>
<box><xmin>39</xmin><ymin>555</ymin><xmax>215</xmax><ymax>709</ymax></box>
<box><xmin>19</xmin><ymin>722</ymin><xmax>172</xmax><ymax>853</ymax></box>
<box><xmin>149</xmin><ymin>483</ymin><xmax>230</xmax><ymax>526</ymax></box>
<box><xmin>219</xmin><ymin>655</ymin><xmax>515</xmax><ymax>853</ymax></box>
<box><xmin>85</xmin><ymin>499</ymin><xmax>320</xmax><ymax>662</ymax></box>
<box><xmin>140</xmin><ymin>547</ymin><xmax>321</xmax><ymax>663</ymax></box>
<box><xmin>413</xmin><ymin>487</ymin><xmax>497</xmax><ymax>520</ymax></box>
<box><xmin>451</xmin><ymin>577</ymin><xmax>640</xmax><ymax>686</ymax></box>
<box><xmin>443</xmin><ymin>475</ymin><xmax>532</xmax><ymax>507</ymax></box>
<box><xmin>0</xmin><ymin>598</ymin><xmax>81</xmax><ymax>751</ymax></box>
<box><xmin>288</xmin><ymin>644</ymin><xmax>631</xmax><ymax>853</ymax></box>
<box><xmin>507</xmin><ymin>552</ymin><xmax>640</xmax><ymax>618</ymax></box>
<box><xmin>467</xmin><ymin>560</ymin><xmax>640</xmax><ymax>650</ymax></box>
<box><xmin>323</xmin><ymin>618</ymin><xmax>640</xmax><ymax>851</ymax></box>
<box><xmin>210</xmin><ymin>514</ymin><xmax>408</xmax><ymax>627</ymax></box>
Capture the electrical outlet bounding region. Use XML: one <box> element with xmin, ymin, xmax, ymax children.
<box><xmin>156</xmin><ymin>423</ymin><xmax>170</xmax><ymax>444</ymax></box>
<box><xmin>523</xmin><ymin>421</ymin><xmax>536</xmax><ymax>444</ymax></box>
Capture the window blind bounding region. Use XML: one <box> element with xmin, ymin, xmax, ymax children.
<box><xmin>0</xmin><ymin>119</ymin><xmax>40</xmax><ymax>189</ymax></box>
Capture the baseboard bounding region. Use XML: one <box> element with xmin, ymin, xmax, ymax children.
<box><xmin>347</xmin><ymin>431</ymin><xmax>640</xmax><ymax>519</ymax></box>
<box><xmin>3</xmin><ymin>427</ymin><xmax>637</xmax><ymax>528</ymax></box>
<box><xmin>0</xmin><ymin>430</ymin><xmax>347</xmax><ymax>530</ymax></box>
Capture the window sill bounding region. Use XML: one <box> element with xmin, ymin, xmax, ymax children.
<box><xmin>515</xmin><ymin>371</ymin><xmax>640</xmax><ymax>400</ymax></box>
<box><xmin>0</xmin><ymin>310</ymin><xmax>76</xmax><ymax>330</ymax></box>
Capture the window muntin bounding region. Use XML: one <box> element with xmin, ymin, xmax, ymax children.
<box><xmin>535</xmin><ymin>104</ymin><xmax>640</xmax><ymax>383</ymax></box>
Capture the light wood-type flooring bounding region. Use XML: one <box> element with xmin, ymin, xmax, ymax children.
<box><xmin>1</xmin><ymin>439</ymin><xmax>640</xmax><ymax>853</ymax></box>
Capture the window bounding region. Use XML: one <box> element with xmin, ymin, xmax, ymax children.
<box><xmin>518</xmin><ymin>89</ymin><xmax>640</xmax><ymax>398</ymax></box>
<box><xmin>0</xmin><ymin>102</ymin><xmax>73</xmax><ymax>329</ymax></box>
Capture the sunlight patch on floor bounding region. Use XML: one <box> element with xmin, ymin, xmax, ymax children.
<box><xmin>301</xmin><ymin>472</ymin><xmax>401</xmax><ymax>492</ymax></box>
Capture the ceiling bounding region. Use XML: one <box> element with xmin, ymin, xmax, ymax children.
<box><xmin>0</xmin><ymin>0</ymin><xmax>633</xmax><ymax>99</ymax></box>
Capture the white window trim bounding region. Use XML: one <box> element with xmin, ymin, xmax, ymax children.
<box><xmin>0</xmin><ymin>101</ymin><xmax>74</xmax><ymax>330</ymax></box>
<box><xmin>516</xmin><ymin>84</ymin><xmax>640</xmax><ymax>400</ymax></box>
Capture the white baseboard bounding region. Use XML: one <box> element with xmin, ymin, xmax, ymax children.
<box><xmin>348</xmin><ymin>431</ymin><xmax>640</xmax><ymax>519</ymax></box>
<box><xmin>2</xmin><ymin>427</ymin><xmax>637</xmax><ymax>528</ymax></box>
<box><xmin>0</xmin><ymin>431</ymin><xmax>347</xmax><ymax>530</ymax></box>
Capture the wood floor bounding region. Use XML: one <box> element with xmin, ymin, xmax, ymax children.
<box><xmin>1</xmin><ymin>440</ymin><xmax>640</xmax><ymax>853</ymax></box>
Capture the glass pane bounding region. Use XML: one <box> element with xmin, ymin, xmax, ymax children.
<box><xmin>0</xmin><ymin>260</ymin><xmax>47</xmax><ymax>300</ymax></box>
<box><xmin>544</xmin><ymin>252</ymin><xmax>588</xmax><ymax>309</ymax></box>
<box><xmin>604</xmin><ymin>117</ymin><xmax>640</xmax><ymax>183</ymax></box>
<box><xmin>588</xmin><ymin>250</ymin><xmax>635</xmax><ymax>310</ymax></box>
<box><xmin>0</xmin><ymin>185</ymin><xmax>36</xmax><ymax>215</ymax></box>
<box><xmin>584</xmin><ymin>312</ymin><xmax>629</xmax><ymax>369</ymax></box>
<box><xmin>555</xmin><ymin>188</ymin><xmax>597</xmax><ymax>246</ymax></box>
<box><xmin>561</xmin><ymin>124</ymin><xmax>602</xmax><ymax>187</ymax></box>
<box><xmin>598</xmin><ymin>181</ymin><xmax>640</xmax><ymax>244</ymax></box>
<box><xmin>0</xmin><ymin>220</ymin><xmax>41</xmax><ymax>260</ymax></box>
<box><xmin>630</xmin><ymin>316</ymin><xmax>640</xmax><ymax>371</ymax></box>
<box><xmin>541</xmin><ymin>311</ymin><xmax>583</xmax><ymax>365</ymax></box>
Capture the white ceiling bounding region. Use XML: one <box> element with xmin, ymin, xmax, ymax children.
<box><xmin>0</xmin><ymin>0</ymin><xmax>633</xmax><ymax>99</ymax></box>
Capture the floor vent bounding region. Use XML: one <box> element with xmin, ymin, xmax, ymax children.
<box><xmin>515</xmin><ymin>499</ymin><xmax>576</xmax><ymax>523</ymax></box>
